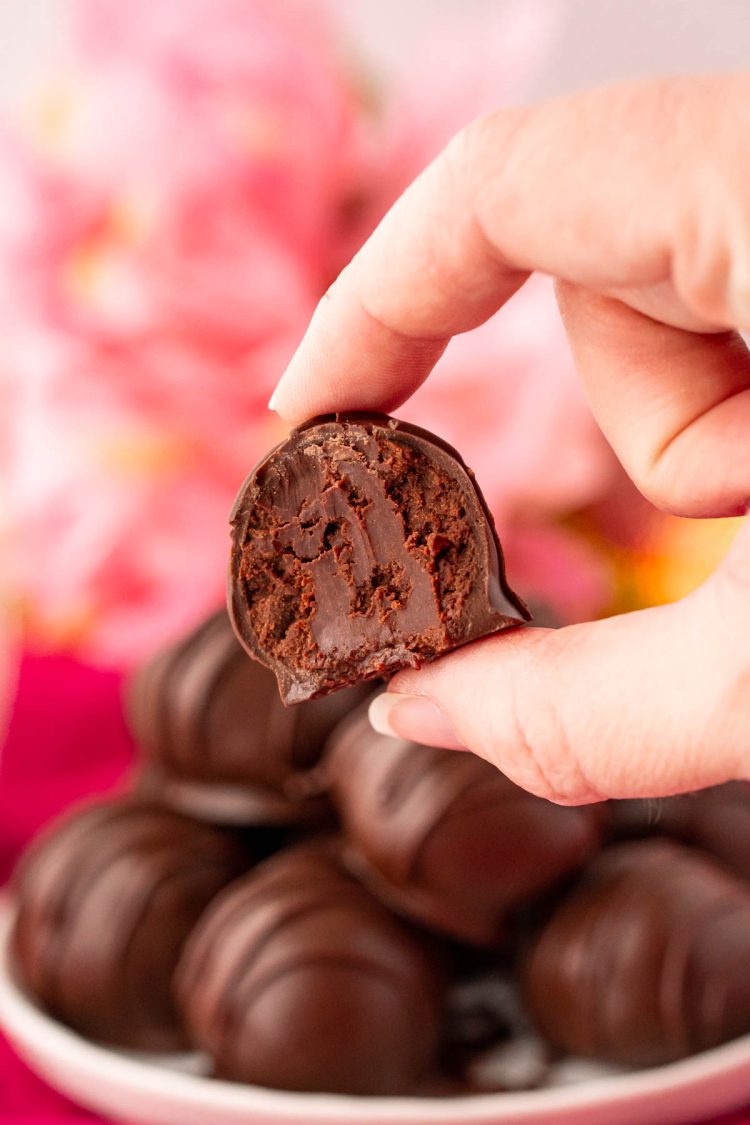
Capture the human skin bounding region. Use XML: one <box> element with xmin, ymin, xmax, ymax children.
<box><xmin>269</xmin><ymin>75</ymin><xmax>750</xmax><ymax>806</ymax></box>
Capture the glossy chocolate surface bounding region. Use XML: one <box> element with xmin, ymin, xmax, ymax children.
<box><xmin>229</xmin><ymin>414</ymin><xmax>529</xmax><ymax>703</ymax></box>
<box><xmin>609</xmin><ymin>782</ymin><xmax>750</xmax><ymax>881</ymax></box>
<box><xmin>175</xmin><ymin>840</ymin><xmax>446</xmax><ymax>1095</ymax></box>
<box><xmin>12</xmin><ymin>799</ymin><xmax>249</xmax><ymax>1050</ymax></box>
<box><xmin>326</xmin><ymin>707</ymin><xmax>601</xmax><ymax>946</ymax></box>
<box><xmin>522</xmin><ymin>839</ymin><xmax>750</xmax><ymax>1066</ymax></box>
<box><xmin>127</xmin><ymin>609</ymin><xmax>370</xmax><ymax>824</ymax></box>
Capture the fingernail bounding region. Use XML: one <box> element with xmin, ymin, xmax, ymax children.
<box><xmin>267</xmin><ymin>353</ymin><xmax>297</xmax><ymax>413</ymax></box>
<box><xmin>368</xmin><ymin>693</ymin><xmax>466</xmax><ymax>750</ymax></box>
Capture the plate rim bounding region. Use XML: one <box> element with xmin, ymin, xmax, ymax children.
<box><xmin>3</xmin><ymin>894</ymin><xmax>750</xmax><ymax>1123</ymax></box>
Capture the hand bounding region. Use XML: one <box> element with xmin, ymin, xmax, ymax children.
<box><xmin>270</xmin><ymin>75</ymin><xmax>750</xmax><ymax>805</ymax></box>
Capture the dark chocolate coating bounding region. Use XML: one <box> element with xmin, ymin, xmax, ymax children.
<box><xmin>175</xmin><ymin>841</ymin><xmax>446</xmax><ymax>1095</ymax></box>
<box><xmin>522</xmin><ymin>839</ymin><xmax>750</xmax><ymax>1066</ymax></box>
<box><xmin>229</xmin><ymin>414</ymin><xmax>529</xmax><ymax>703</ymax></box>
<box><xmin>12</xmin><ymin>799</ymin><xmax>249</xmax><ymax>1050</ymax></box>
<box><xmin>127</xmin><ymin>609</ymin><xmax>370</xmax><ymax>824</ymax></box>
<box><xmin>609</xmin><ymin>783</ymin><xmax>750</xmax><ymax>881</ymax></box>
<box><xmin>326</xmin><ymin>707</ymin><xmax>601</xmax><ymax>946</ymax></box>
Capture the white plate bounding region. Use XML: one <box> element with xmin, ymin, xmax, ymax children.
<box><xmin>2</xmin><ymin>899</ymin><xmax>750</xmax><ymax>1125</ymax></box>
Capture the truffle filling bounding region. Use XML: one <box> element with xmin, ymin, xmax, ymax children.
<box><xmin>236</xmin><ymin>425</ymin><xmax>483</xmax><ymax>684</ymax></box>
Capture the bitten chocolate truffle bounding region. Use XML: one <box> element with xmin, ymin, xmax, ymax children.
<box><xmin>326</xmin><ymin>707</ymin><xmax>601</xmax><ymax>946</ymax></box>
<box><xmin>175</xmin><ymin>841</ymin><xmax>446</xmax><ymax>1095</ymax></box>
<box><xmin>12</xmin><ymin>799</ymin><xmax>249</xmax><ymax>1050</ymax></box>
<box><xmin>229</xmin><ymin>413</ymin><xmax>529</xmax><ymax>703</ymax></box>
<box><xmin>522</xmin><ymin>839</ymin><xmax>750</xmax><ymax>1066</ymax></box>
<box><xmin>127</xmin><ymin>609</ymin><xmax>370</xmax><ymax>824</ymax></box>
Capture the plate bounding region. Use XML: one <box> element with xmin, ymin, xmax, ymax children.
<box><xmin>2</xmin><ymin>899</ymin><xmax>750</xmax><ymax>1125</ymax></box>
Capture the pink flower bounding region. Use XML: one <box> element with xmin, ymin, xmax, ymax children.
<box><xmin>64</xmin><ymin>0</ymin><xmax>362</xmax><ymax>271</ymax></box>
<box><xmin>1</xmin><ymin>0</ymin><xmax>364</xmax><ymax>663</ymax></box>
<box><xmin>1</xmin><ymin>0</ymin><xmax>613</xmax><ymax>660</ymax></box>
<box><xmin>503</xmin><ymin>524</ymin><xmax>614</xmax><ymax>625</ymax></box>
<box><xmin>3</xmin><ymin>321</ymin><xmax>290</xmax><ymax>662</ymax></box>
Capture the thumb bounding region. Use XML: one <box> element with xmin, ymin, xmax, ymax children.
<box><xmin>369</xmin><ymin>521</ymin><xmax>750</xmax><ymax>804</ymax></box>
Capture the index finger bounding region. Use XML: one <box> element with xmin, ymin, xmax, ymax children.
<box><xmin>269</xmin><ymin>74</ymin><xmax>750</xmax><ymax>424</ymax></box>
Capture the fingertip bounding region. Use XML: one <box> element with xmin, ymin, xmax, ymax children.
<box><xmin>367</xmin><ymin>692</ymin><xmax>399</xmax><ymax>738</ymax></box>
<box><xmin>266</xmin><ymin>292</ymin><xmax>339</xmax><ymax>423</ymax></box>
<box><xmin>266</xmin><ymin>342</ymin><xmax>310</xmax><ymax>423</ymax></box>
<box><xmin>368</xmin><ymin>691</ymin><xmax>466</xmax><ymax>750</ymax></box>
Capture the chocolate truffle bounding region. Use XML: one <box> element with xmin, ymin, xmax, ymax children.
<box><xmin>12</xmin><ymin>799</ymin><xmax>249</xmax><ymax>1050</ymax></box>
<box><xmin>127</xmin><ymin>609</ymin><xmax>370</xmax><ymax>824</ymax></box>
<box><xmin>175</xmin><ymin>841</ymin><xmax>446</xmax><ymax>1095</ymax></box>
<box><xmin>326</xmin><ymin>707</ymin><xmax>602</xmax><ymax>946</ymax></box>
<box><xmin>229</xmin><ymin>413</ymin><xmax>529</xmax><ymax>703</ymax></box>
<box><xmin>522</xmin><ymin>839</ymin><xmax>750</xmax><ymax>1066</ymax></box>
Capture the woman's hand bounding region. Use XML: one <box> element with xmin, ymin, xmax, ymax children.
<box><xmin>270</xmin><ymin>75</ymin><xmax>750</xmax><ymax>804</ymax></box>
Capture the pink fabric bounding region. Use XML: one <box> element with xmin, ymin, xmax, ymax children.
<box><xmin>0</xmin><ymin>653</ymin><xmax>134</xmax><ymax>885</ymax></box>
<box><xmin>1</xmin><ymin>654</ymin><xmax>750</xmax><ymax>1124</ymax></box>
<box><xmin>0</xmin><ymin>653</ymin><xmax>132</xmax><ymax>1122</ymax></box>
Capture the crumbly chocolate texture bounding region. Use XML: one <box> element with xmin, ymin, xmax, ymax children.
<box><xmin>11</xmin><ymin>799</ymin><xmax>250</xmax><ymax>1050</ymax></box>
<box><xmin>229</xmin><ymin>414</ymin><xmax>529</xmax><ymax>703</ymax></box>
<box><xmin>325</xmin><ymin>706</ymin><xmax>602</xmax><ymax>946</ymax></box>
<box><xmin>127</xmin><ymin>608</ymin><xmax>371</xmax><ymax>825</ymax></box>
<box><xmin>521</xmin><ymin>839</ymin><xmax>750</xmax><ymax>1066</ymax></box>
<box><xmin>175</xmin><ymin>840</ymin><xmax>446</xmax><ymax>1095</ymax></box>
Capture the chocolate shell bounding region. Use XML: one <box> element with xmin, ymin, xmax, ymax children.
<box><xmin>175</xmin><ymin>841</ymin><xmax>446</xmax><ymax>1095</ymax></box>
<box><xmin>11</xmin><ymin>799</ymin><xmax>250</xmax><ymax>1050</ymax></box>
<box><xmin>326</xmin><ymin>707</ymin><xmax>602</xmax><ymax>946</ymax></box>
<box><xmin>229</xmin><ymin>413</ymin><xmax>529</xmax><ymax>703</ymax></box>
<box><xmin>522</xmin><ymin>839</ymin><xmax>750</xmax><ymax>1066</ymax></box>
<box><xmin>126</xmin><ymin>609</ymin><xmax>370</xmax><ymax>824</ymax></box>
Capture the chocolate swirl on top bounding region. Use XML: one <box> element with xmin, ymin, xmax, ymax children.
<box><xmin>175</xmin><ymin>841</ymin><xmax>446</xmax><ymax>1094</ymax></box>
<box><xmin>522</xmin><ymin>839</ymin><xmax>750</xmax><ymax>1066</ymax></box>
<box><xmin>127</xmin><ymin>609</ymin><xmax>371</xmax><ymax>824</ymax></box>
<box><xmin>325</xmin><ymin>706</ymin><xmax>602</xmax><ymax>946</ymax></box>
<box><xmin>12</xmin><ymin>798</ymin><xmax>249</xmax><ymax>1049</ymax></box>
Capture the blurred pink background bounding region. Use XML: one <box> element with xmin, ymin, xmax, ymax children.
<box><xmin>0</xmin><ymin>2</ymin><xmax>748</xmax><ymax>1121</ymax></box>
<box><xmin>1</xmin><ymin>0</ymin><xmax>743</xmax><ymax>681</ymax></box>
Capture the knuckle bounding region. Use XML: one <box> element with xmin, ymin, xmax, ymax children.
<box><xmin>630</xmin><ymin>462</ymin><xmax>688</xmax><ymax>515</ymax></box>
<box><xmin>626</xmin><ymin>444</ymin><xmax>720</xmax><ymax>517</ymax></box>
<box><xmin>452</xmin><ymin>105</ymin><xmax>531</xmax><ymax>209</ymax></box>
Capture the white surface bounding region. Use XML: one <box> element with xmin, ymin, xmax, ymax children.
<box><xmin>4</xmin><ymin>902</ymin><xmax>750</xmax><ymax>1125</ymax></box>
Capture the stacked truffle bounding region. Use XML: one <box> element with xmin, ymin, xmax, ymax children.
<box><xmin>127</xmin><ymin>607</ymin><xmax>372</xmax><ymax>825</ymax></box>
<box><xmin>11</xmin><ymin>603</ymin><xmax>750</xmax><ymax>1095</ymax></box>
